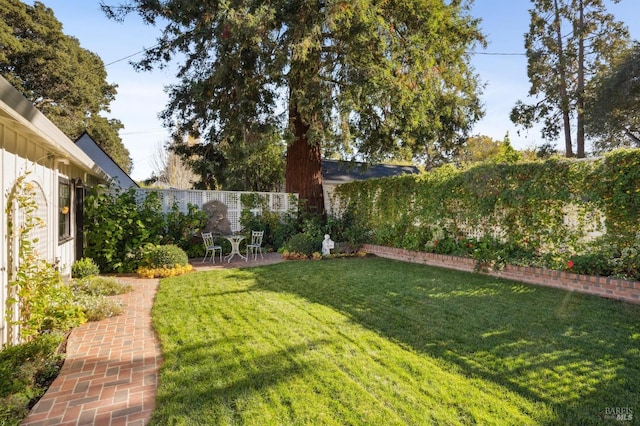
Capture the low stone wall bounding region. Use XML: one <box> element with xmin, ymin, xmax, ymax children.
<box><xmin>362</xmin><ymin>244</ymin><xmax>640</xmax><ymax>305</ymax></box>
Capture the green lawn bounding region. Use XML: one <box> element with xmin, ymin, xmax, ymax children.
<box><xmin>150</xmin><ymin>257</ymin><xmax>640</xmax><ymax>425</ymax></box>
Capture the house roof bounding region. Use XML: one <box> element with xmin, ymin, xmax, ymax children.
<box><xmin>321</xmin><ymin>159</ymin><xmax>420</xmax><ymax>185</ymax></box>
<box><xmin>75</xmin><ymin>132</ymin><xmax>139</xmax><ymax>189</ymax></box>
<box><xmin>0</xmin><ymin>75</ymin><xmax>110</xmax><ymax>181</ymax></box>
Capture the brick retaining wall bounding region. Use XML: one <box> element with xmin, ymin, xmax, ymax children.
<box><xmin>362</xmin><ymin>244</ymin><xmax>640</xmax><ymax>305</ymax></box>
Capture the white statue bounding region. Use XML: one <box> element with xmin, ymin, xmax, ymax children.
<box><xmin>322</xmin><ymin>234</ymin><xmax>334</xmax><ymax>255</ymax></box>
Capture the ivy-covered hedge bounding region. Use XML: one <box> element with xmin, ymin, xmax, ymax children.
<box><xmin>332</xmin><ymin>149</ymin><xmax>640</xmax><ymax>279</ymax></box>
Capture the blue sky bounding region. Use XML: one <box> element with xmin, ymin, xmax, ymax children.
<box><xmin>35</xmin><ymin>1</ymin><xmax>640</xmax><ymax>180</ymax></box>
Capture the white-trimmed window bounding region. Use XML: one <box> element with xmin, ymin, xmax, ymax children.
<box><xmin>58</xmin><ymin>178</ymin><xmax>71</xmax><ymax>242</ymax></box>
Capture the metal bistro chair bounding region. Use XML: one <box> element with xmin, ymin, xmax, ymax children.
<box><xmin>246</xmin><ymin>230</ymin><xmax>264</xmax><ymax>261</ymax></box>
<box><xmin>202</xmin><ymin>232</ymin><xmax>223</xmax><ymax>263</ymax></box>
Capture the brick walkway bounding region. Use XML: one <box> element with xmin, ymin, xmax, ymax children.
<box><xmin>22</xmin><ymin>278</ymin><xmax>161</xmax><ymax>426</ymax></box>
<box><xmin>22</xmin><ymin>253</ymin><xmax>283</xmax><ymax>426</ymax></box>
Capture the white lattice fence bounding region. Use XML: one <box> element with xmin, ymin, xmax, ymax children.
<box><xmin>133</xmin><ymin>189</ymin><xmax>297</xmax><ymax>232</ymax></box>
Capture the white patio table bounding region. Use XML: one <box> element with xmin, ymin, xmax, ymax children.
<box><xmin>224</xmin><ymin>235</ymin><xmax>247</xmax><ymax>262</ymax></box>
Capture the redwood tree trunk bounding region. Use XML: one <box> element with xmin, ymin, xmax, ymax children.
<box><xmin>286</xmin><ymin>102</ymin><xmax>325</xmax><ymax>215</ymax></box>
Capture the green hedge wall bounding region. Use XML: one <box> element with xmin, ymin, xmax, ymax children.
<box><xmin>332</xmin><ymin>149</ymin><xmax>640</xmax><ymax>279</ymax></box>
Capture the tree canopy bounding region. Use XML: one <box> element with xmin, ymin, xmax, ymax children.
<box><xmin>586</xmin><ymin>42</ymin><xmax>640</xmax><ymax>149</ymax></box>
<box><xmin>102</xmin><ymin>0</ymin><xmax>485</xmax><ymax>213</ymax></box>
<box><xmin>455</xmin><ymin>133</ymin><xmax>524</xmax><ymax>166</ymax></box>
<box><xmin>0</xmin><ymin>0</ymin><xmax>133</xmax><ymax>173</ymax></box>
<box><xmin>511</xmin><ymin>0</ymin><xmax>629</xmax><ymax>158</ymax></box>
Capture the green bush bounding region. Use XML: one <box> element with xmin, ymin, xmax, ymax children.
<box><xmin>283</xmin><ymin>233</ymin><xmax>321</xmax><ymax>256</ymax></box>
<box><xmin>570</xmin><ymin>252</ymin><xmax>613</xmax><ymax>277</ymax></box>
<box><xmin>0</xmin><ymin>334</ymin><xmax>64</xmax><ymax>425</ymax></box>
<box><xmin>164</xmin><ymin>203</ymin><xmax>208</xmax><ymax>251</ymax></box>
<box><xmin>140</xmin><ymin>244</ymin><xmax>189</xmax><ymax>269</ymax></box>
<box><xmin>240</xmin><ymin>193</ymin><xmax>301</xmax><ymax>251</ymax></box>
<box><xmin>84</xmin><ymin>187</ymin><xmax>207</xmax><ymax>273</ymax></box>
<box><xmin>71</xmin><ymin>257</ymin><xmax>100</xmax><ymax>279</ymax></box>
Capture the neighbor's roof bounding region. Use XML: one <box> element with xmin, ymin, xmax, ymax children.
<box><xmin>321</xmin><ymin>159</ymin><xmax>420</xmax><ymax>184</ymax></box>
<box><xmin>76</xmin><ymin>132</ymin><xmax>139</xmax><ymax>189</ymax></box>
<box><xmin>0</xmin><ymin>75</ymin><xmax>110</xmax><ymax>181</ymax></box>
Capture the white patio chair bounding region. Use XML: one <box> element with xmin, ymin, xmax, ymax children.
<box><xmin>246</xmin><ymin>230</ymin><xmax>264</xmax><ymax>261</ymax></box>
<box><xmin>202</xmin><ymin>232</ymin><xmax>223</xmax><ymax>263</ymax></box>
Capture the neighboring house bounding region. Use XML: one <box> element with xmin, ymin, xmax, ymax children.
<box><xmin>1</xmin><ymin>76</ymin><xmax>110</xmax><ymax>346</ymax></box>
<box><xmin>75</xmin><ymin>131</ymin><xmax>139</xmax><ymax>189</ymax></box>
<box><xmin>321</xmin><ymin>159</ymin><xmax>421</xmax><ymax>214</ymax></box>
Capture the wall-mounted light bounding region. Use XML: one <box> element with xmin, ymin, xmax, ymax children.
<box><xmin>54</xmin><ymin>157</ymin><xmax>70</xmax><ymax>168</ymax></box>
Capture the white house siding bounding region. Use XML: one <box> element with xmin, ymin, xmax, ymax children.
<box><xmin>1</xmin><ymin>76</ymin><xmax>109</xmax><ymax>347</ymax></box>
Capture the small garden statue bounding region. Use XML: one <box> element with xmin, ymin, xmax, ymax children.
<box><xmin>322</xmin><ymin>234</ymin><xmax>334</xmax><ymax>255</ymax></box>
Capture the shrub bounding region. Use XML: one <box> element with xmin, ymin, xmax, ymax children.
<box><xmin>569</xmin><ymin>253</ymin><xmax>613</xmax><ymax>277</ymax></box>
<box><xmin>84</xmin><ymin>188</ymin><xmax>207</xmax><ymax>273</ymax></box>
<box><xmin>140</xmin><ymin>244</ymin><xmax>189</xmax><ymax>269</ymax></box>
<box><xmin>283</xmin><ymin>233</ymin><xmax>321</xmax><ymax>256</ymax></box>
<box><xmin>0</xmin><ymin>334</ymin><xmax>64</xmax><ymax>425</ymax></box>
<box><xmin>71</xmin><ymin>258</ymin><xmax>100</xmax><ymax>279</ymax></box>
<box><xmin>164</xmin><ymin>203</ymin><xmax>208</xmax><ymax>251</ymax></box>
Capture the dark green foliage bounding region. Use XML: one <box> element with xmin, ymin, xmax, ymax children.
<box><xmin>0</xmin><ymin>0</ymin><xmax>131</xmax><ymax>172</ymax></box>
<box><xmin>103</xmin><ymin>0</ymin><xmax>485</xmax><ymax>212</ymax></box>
<box><xmin>570</xmin><ymin>252</ymin><xmax>614</xmax><ymax>277</ymax></box>
<box><xmin>0</xmin><ymin>334</ymin><xmax>64</xmax><ymax>425</ymax></box>
<box><xmin>283</xmin><ymin>233</ymin><xmax>321</xmax><ymax>256</ymax></box>
<box><xmin>84</xmin><ymin>187</ymin><xmax>206</xmax><ymax>272</ymax></box>
<box><xmin>71</xmin><ymin>257</ymin><xmax>100</xmax><ymax>279</ymax></box>
<box><xmin>587</xmin><ymin>42</ymin><xmax>640</xmax><ymax>150</ymax></box>
<box><xmin>140</xmin><ymin>245</ymin><xmax>189</xmax><ymax>269</ymax></box>
<box><xmin>326</xmin><ymin>209</ymin><xmax>370</xmax><ymax>252</ymax></box>
<box><xmin>240</xmin><ymin>193</ymin><xmax>299</xmax><ymax>250</ymax></box>
<box><xmin>164</xmin><ymin>203</ymin><xmax>208</xmax><ymax>252</ymax></box>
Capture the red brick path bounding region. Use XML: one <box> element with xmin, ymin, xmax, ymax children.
<box><xmin>22</xmin><ymin>278</ymin><xmax>161</xmax><ymax>426</ymax></box>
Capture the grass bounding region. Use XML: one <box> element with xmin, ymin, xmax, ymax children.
<box><xmin>151</xmin><ymin>257</ymin><xmax>640</xmax><ymax>425</ymax></box>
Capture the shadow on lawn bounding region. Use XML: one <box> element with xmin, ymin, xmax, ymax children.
<box><xmin>155</xmin><ymin>336</ymin><xmax>325</xmax><ymax>421</ymax></box>
<box><xmin>250</xmin><ymin>257</ymin><xmax>640</xmax><ymax>425</ymax></box>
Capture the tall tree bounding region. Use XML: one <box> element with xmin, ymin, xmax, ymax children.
<box><xmin>169</xmin><ymin>124</ymin><xmax>286</xmax><ymax>191</ymax></box>
<box><xmin>586</xmin><ymin>42</ymin><xmax>640</xmax><ymax>149</ymax></box>
<box><xmin>511</xmin><ymin>0</ymin><xmax>629</xmax><ymax>158</ymax></box>
<box><xmin>102</xmin><ymin>0</ymin><xmax>485</xmax><ymax>213</ymax></box>
<box><xmin>0</xmin><ymin>0</ymin><xmax>132</xmax><ymax>173</ymax></box>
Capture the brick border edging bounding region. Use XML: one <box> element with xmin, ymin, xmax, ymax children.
<box><xmin>362</xmin><ymin>244</ymin><xmax>640</xmax><ymax>305</ymax></box>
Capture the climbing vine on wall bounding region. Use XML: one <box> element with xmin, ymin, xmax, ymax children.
<box><xmin>332</xmin><ymin>149</ymin><xmax>640</xmax><ymax>279</ymax></box>
<box><xmin>5</xmin><ymin>173</ymin><xmax>85</xmax><ymax>341</ymax></box>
